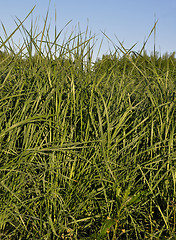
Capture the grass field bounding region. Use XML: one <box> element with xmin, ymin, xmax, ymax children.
<box><xmin>0</xmin><ymin>9</ymin><xmax>176</xmax><ymax>240</ymax></box>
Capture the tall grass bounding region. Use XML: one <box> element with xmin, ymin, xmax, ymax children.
<box><xmin>0</xmin><ymin>7</ymin><xmax>176</xmax><ymax>240</ymax></box>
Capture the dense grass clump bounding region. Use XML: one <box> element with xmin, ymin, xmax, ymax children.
<box><xmin>0</xmin><ymin>9</ymin><xmax>176</xmax><ymax>240</ymax></box>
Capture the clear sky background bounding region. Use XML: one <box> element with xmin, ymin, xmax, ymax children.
<box><xmin>0</xmin><ymin>0</ymin><xmax>176</xmax><ymax>60</ymax></box>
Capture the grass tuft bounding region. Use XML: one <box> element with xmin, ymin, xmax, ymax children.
<box><xmin>0</xmin><ymin>7</ymin><xmax>176</xmax><ymax>240</ymax></box>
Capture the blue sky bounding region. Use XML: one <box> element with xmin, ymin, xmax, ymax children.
<box><xmin>0</xmin><ymin>0</ymin><xmax>176</xmax><ymax>59</ymax></box>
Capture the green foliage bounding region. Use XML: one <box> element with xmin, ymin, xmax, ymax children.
<box><xmin>0</xmin><ymin>7</ymin><xmax>176</xmax><ymax>240</ymax></box>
